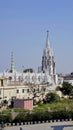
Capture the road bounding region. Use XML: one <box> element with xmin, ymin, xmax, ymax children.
<box><xmin>4</xmin><ymin>121</ymin><xmax>73</xmax><ymax>130</ymax></box>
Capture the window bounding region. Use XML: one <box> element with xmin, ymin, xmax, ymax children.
<box><xmin>38</xmin><ymin>76</ymin><xmax>41</xmax><ymax>82</ymax></box>
<box><xmin>32</xmin><ymin>76</ymin><xmax>35</xmax><ymax>82</ymax></box>
<box><xmin>27</xmin><ymin>89</ymin><xmax>29</xmax><ymax>93</ymax></box>
<box><xmin>33</xmin><ymin>89</ymin><xmax>35</xmax><ymax>92</ymax></box>
<box><xmin>1</xmin><ymin>80</ymin><xmax>3</xmax><ymax>86</ymax></box>
<box><xmin>22</xmin><ymin>89</ymin><xmax>24</xmax><ymax>93</ymax></box>
<box><xmin>47</xmin><ymin>59</ymin><xmax>49</xmax><ymax>65</ymax></box>
<box><xmin>16</xmin><ymin>89</ymin><xmax>19</xmax><ymax>93</ymax></box>
<box><xmin>37</xmin><ymin>87</ymin><xmax>39</xmax><ymax>93</ymax></box>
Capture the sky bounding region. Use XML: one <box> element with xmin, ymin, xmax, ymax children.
<box><xmin>0</xmin><ymin>0</ymin><xmax>73</xmax><ymax>74</ymax></box>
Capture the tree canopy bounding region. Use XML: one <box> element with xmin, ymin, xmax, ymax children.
<box><xmin>23</xmin><ymin>68</ymin><xmax>34</xmax><ymax>73</ymax></box>
<box><xmin>60</xmin><ymin>82</ymin><xmax>73</xmax><ymax>96</ymax></box>
<box><xmin>44</xmin><ymin>93</ymin><xmax>60</xmax><ymax>103</ymax></box>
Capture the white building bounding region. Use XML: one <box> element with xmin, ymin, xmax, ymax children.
<box><xmin>63</xmin><ymin>73</ymin><xmax>73</xmax><ymax>85</ymax></box>
<box><xmin>0</xmin><ymin>31</ymin><xmax>58</xmax><ymax>102</ymax></box>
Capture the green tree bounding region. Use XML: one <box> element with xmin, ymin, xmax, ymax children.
<box><xmin>60</xmin><ymin>82</ymin><xmax>73</xmax><ymax>96</ymax></box>
<box><xmin>44</xmin><ymin>93</ymin><xmax>60</xmax><ymax>103</ymax></box>
<box><xmin>23</xmin><ymin>68</ymin><xmax>34</xmax><ymax>73</ymax></box>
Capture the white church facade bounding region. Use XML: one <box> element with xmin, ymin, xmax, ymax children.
<box><xmin>0</xmin><ymin>31</ymin><xmax>59</xmax><ymax>101</ymax></box>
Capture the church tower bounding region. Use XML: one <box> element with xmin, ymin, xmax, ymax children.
<box><xmin>42</xmin><ymin>31</ymin><xmax>56</xmax><ymax>77</ymax></box>
<box><xmin>10</xmin><ymin>52</ymin><xmax>15</xmax><ymax>73</ymax></box>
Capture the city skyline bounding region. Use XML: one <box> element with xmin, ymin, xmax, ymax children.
<box><xmin>0</xmin><ymin>0</ymin><xmax>73</xmax><ymax>74</ymax></box>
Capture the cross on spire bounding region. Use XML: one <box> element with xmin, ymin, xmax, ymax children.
<box><xmin>46</xmin><ymin>30</ymin><xmax>50</xmax><ymax>48</ymax></box>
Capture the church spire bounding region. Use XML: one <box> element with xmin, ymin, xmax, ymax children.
<box><xmin>46</xmin><ymin>30</ymin><xmax>50</xmax><ymax>48</ymax></box>
<box><xmin>42</xmin><ymin>31</ymin><xmax>56</xmax><ymax>76</ymax></box>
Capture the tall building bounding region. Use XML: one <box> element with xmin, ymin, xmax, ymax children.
<box><xmin>42</xmin><ymin>31</ymin><xmax>56</xmax><ymax>83</ymax></box>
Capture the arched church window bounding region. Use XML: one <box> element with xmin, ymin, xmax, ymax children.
<box><xmin>47</xmin><ymin>59</ymin><xmax>49</xmax><ymax>65</ymax></box>
<box><xmin>49</xmin><ymin>61</ymin><xmax>51</xmax><ymax>66</ymax></box>
<box><xmin>47</xmin><ymin>50</ymin><xmax>49</xmax><ymax>55</ymax></box>
<box><xmin>32</xmin><ymin>75</ymin><xmax>36</xmax><ymax>82</ymax></box>
<box><xmin>25</xmin><ymin>76</ymin><xmax>28</xmax><ymax>83</ymax></box>
<box><xmin>18</xmin><ymin>76</ymin><xmax>22</xmax><ymax>81</ymax></box>
<box><xmin>38</xmin><ymin>76</ymin><xmax>41</xmax><ymax>82</ymax></box>
<box><xmin>49</xmin><ymin>56</ymin><xmax>51</xmax><ymax>60</ymax></box>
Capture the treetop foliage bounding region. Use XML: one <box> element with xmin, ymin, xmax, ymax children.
<box><xmin>43</xmin><ymin>93</ymin><xmax>60</xmax><ymax>103</ymax></box>
<box><xmin>23</xmin><ymin>68</ymin><xmax>34</xmax><ymax>73</ymax></box>
<box><xmin>60</xmin><ymin>82</ymin><xmax>73</xmax><ymax>96</ymax></box>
